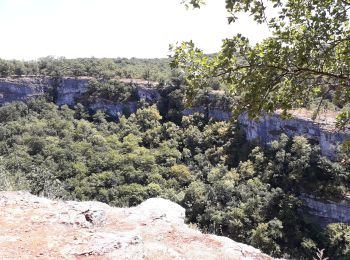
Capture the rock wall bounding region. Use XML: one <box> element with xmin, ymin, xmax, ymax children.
<box><xmin>0</xmin><ymin>77</ymin><xmax>158</xmax><ymax>117</ymax></box>
<box><xmin>0</xmin><ymin>77</ymin><xmax>91</xmax><ymax>106</ymax></box>
<box><xmin>182</xmin><ymin>107</ymin><xmax>231</xmax><ymax>121</ymax></box>
<box><xmin>238</xmin><ymin>113</ymin><xmax>350</xmax><ymax>158</ymax></box>
<box><xmin>0</xmin><ymin>77</ymin><xmax>48</xmax><ymax>103</ymax></box>
<box><xmin>301</xmin><ymin>195</ymin><xmax>350</xmax><ymax>226</ymax></box>
<box><xmin>137</xmin><ymin>86</ymin><xmax>161</xmax><ymax>102</ymax></box>
<box><xmin>54</xmin><ymin>77</ymin><xmax>91</xmax><ymax>106</ymax></box>
<box><xmin>89</xmin><ymin>100</ymin><xmax>138</xmax><ymax>117</ymax></box>
<box><xmin>0</xmin><ymin>77</ymin><xmax>348</xmax><ymax>158</ymax></box>
<box><xmin>0</xmin><ymin>191</ymin><xmax>274</xmax><ymax>259</ymax></box>
<box><xmin>183</xmin><ymin>109</ymin><xmax>349</xmax><ymax>158</ymax></box>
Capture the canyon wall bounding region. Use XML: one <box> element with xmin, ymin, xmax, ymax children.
<box><xmin>0</xmin><ymin>77</ymin><xmax>48</xmax><ymax>103</ymax></box>
<box><xmin>182</xmin><ymin>107</ymin><xmax>231</xmax><ymax>121</ymax></box>
<box><xmin>0</xmin><ymin>77</ymin><xmax>90</xmax><ymax>106</ymax></box>
<box><xmin>239</xmin><ymin>113</ymin><xmax>350</xmax><ymax>158</ymax></box>
<box><xmin>54</xmin><ymin>77</ymin><xmax>90</xmax><ymax>106</ymax></box>
<box><xmin>301</xmin><ymin>195</ymin><xmax>350</xmax><ymax>226</ymax></box>
<box><xmin>0</xmin><ymin>77</ymin><xmax>156</xmax><ymax>117</ymax></box>
<box><xmin>0</xmin><ymin>77</ymin><xmax>348</xmax><ymax>158</ymax></box>
<box><xmin>0</xmin><ymin>77</ymin><xmax>348</xmax><ymax>226</ymax></box>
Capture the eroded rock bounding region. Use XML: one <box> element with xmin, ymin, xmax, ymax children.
<box><xmin>0</xmin><ymin>191</ymin><xmax>275</xmax><ymax>259</ymax></box>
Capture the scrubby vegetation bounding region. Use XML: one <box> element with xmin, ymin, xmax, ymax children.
<box><xmin>0</xmin><ymin>80</ymin><xmax>348</xmax><ymax>259</ymax></box>
<box><xmin>0</xmin><ymin>57</ymin><xmax>175</xmax><ymax>82</ymax></box>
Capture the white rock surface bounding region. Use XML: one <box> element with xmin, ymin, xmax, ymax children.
<box><xmin>0</xmin><ymin>191</ymin><xmax>275</xmax><ymax>259</ymax></box>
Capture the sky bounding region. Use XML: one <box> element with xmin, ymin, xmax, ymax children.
<box><xmin>0</xmin><ymin>0</ymin><xmax>270</xmax><ymax>60</ymax></box>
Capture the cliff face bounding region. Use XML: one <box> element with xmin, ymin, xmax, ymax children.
<box><xmin>0</xmin><ymin>77</ymin><xmax>90</xmax><ymax>106</ymax></box>
<box><xmin>182</xmin><ymin>107</ymin><xmax>231</xmax><ymax>121</ymax></box>
<box><xmin>54</xmin><ymin>77</ymin><xmax>91</xmax><ymax>106</ymax></box>
<box><xmin>0</xmin><ymin>77</ymin><xmax>158</xmax><ymax>117</ymax></box>
<box><xmin>0</xmin><ymin>191</ymin><xmax>274</xmax><ymax>260</ymax></box>
<box><xmin>239</xmin><ymin>112</ymin><xmax>350</xmax><ymax>158</ymax></box>
<box><xmin>301</xmin><ymin>195</ymin><xmax>350</xmax><ymax>226</ymax></box>
<box><xmin>0</xmin><ymin>77</ymin><xmax>348</xmax><ymax>158</ymax></box>
<box><xmin>0</xmin><ymin>77</ymin><xmax>48</xmax><ymax>103</ymax></box>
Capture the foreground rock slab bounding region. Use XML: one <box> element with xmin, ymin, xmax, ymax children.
<box><xmin>0</xmin><ymin>192</ymin><xmax>274</xmax><ymax>259</ymax></box>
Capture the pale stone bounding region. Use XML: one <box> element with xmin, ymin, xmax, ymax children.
<box><xmin>0</xmin><ymin>191</ymin><xmax>275</xmax><ymax>259</ymax></box>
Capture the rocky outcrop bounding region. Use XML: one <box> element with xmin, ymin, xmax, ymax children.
<box><xmin>0</xmin><ymin>77</ymin><xmax>91</xmax><ymax>106</ymax></box>
<box><xmin>0</xmin><ymin>77</ymin><xmax>161</xmax><ymax>121</ymax></box>
<box><xmin>239</xmin><ymin>112</ymin><xmax>350</xmax><ymax>158</ymax></box>
<box><xmin>54</xmin><ymin>77</ymin><xmax>91</xmax><ymax>106</ymax></box>
<box><xmin>0</xmin><ymin>77</ymin><xmax>48</xmax><ymax>103</ymax></box>
<box><xmin>182</xmin><ymin>107</ymin><xmax>231</xmax><ymax>121</ymax></box>
<box><xmin>89</xmin><ymin>100</ymin><xmax>138</xmax><ymax>117</ymax></box>
<box><xmin>183</xmin><ymin>108</ymin><xmax>349</xmax><ymax>158</ymax></box>
<box><xmin>0</xmin><ymin>191</ymin><xmax>274</xmax><ymax>259</ymax></box>
<box><xmin>301</xmin><ymin>195</ymin><xmax>350</xmax><ymax>226</ymax></box>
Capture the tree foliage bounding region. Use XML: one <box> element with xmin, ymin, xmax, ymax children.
<box><xmin>172</xmin><ymin>0</ymin><xmax>350</xmax><ymax>127</ymax></box>
<box><xmin>0</xmin><ymin>95</ymin><xmax>348</xmax><ymax>258</ymax></box>
<box><xmin>0</xmin><ymin>57</ymin><xmax>175</xmax><ymax>82</ymax></box>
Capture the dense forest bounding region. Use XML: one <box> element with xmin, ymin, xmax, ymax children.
<box><xmin>0</xmin><ymin>76</ymin><xmax>348</xmax><ymax>259</ymax></box>
<box><xmin>0</xmin><ymin>56</ymin><xmax>175</xmax><ymax>82</ymax></box>
<box><xmin>1</xmin><ymin>0</ymin><xmax>349</xmax><ymax>259</ymax></box>
<box><xmin>0</xmin><ymin>55</ymin><xmax>347</xmax><ymax>117</ymax></box>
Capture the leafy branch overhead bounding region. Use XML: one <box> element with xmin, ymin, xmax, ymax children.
<box><xmin>181</xmin><ymin>0</ymin><xmax>205</xmax><ymax>9</ymax></box>
<box><xmin>172</xmin><ymin>0</ymin><xmax>350</xmax><ymax>127</ymax></box>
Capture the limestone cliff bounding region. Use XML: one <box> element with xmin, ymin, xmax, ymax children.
<box><xmin>0</xmin><ymin>77</ymin><xmax>159</xmax><ymax>112</ymax></box>
<box><xmin>239</xmin><ymin>111</ymin><xmax>350</xmax><ymax>158</ymax></box>
<box><xmin>0</xmin><ymin>77</ymin><xmax>48</xmax><ymax>103</ymax></box>
<box><xmin>301</xmin><ymin>195</ymin><xmax>350</xmax><ymax>226</ymax></box>
<box><xmin>0</xmin><ymin>77</ymin><xmax>90</xmax><ymax>106</ymax></box>
<box><xmin>0</xmin><ymin>191</ymin><xmax>274</xmax><ymax>260</ymax></box>
<box><xmin>1</xmin><ymin>77</ymin><xmax>347</xmax><ymax>158</ymax></box>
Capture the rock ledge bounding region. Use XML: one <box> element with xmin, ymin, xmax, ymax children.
<box><xmin>0</xmin><ymin>191</ymin><xmax>274</xmax><ymax>259</ymax></box>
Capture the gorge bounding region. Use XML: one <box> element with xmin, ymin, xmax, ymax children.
<box><xmin>0</xmin><ymin>76</ymin><xmax>348</xmax><ymax>259</ymax></box>
<box><xmin>0</xmin><ymin>76</ymin><xmax>348</xmax><ymax>158</ymax></box>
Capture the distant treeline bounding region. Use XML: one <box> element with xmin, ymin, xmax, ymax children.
<box><xmin>0</xmin><ymin>57</ymin><xmax>177</xmax><ymax>82</ymax></box>
<box><xmin>0</xmin><ymin>56</ymin><xmax>345</xmax><ymax>112</ymax></box>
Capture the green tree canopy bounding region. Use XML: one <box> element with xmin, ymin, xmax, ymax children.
<box><xmin>173</xmin><ymin>0</ymin><xmax>350</xmax><ymax>127</ymax></box>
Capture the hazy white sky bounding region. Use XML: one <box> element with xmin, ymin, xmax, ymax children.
<box><xmin>0</xmin><ymin>0</ymin><xmax>270</xmax><ymax>60</ymax></box>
